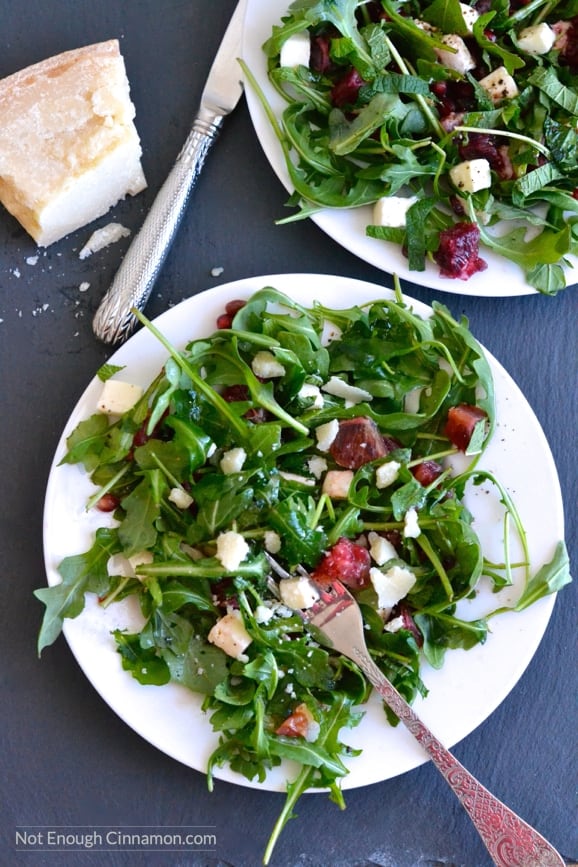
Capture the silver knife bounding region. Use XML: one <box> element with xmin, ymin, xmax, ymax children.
<box><xmin>92</xmin><ymin>0</ymin><xmax>247</xmax><ymax>344</ymax></box>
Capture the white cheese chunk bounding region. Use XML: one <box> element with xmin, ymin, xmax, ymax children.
<box><xmin>435</xmin><ymin>34</ymin><xmax>476</xmax><ymax>73</ymax></box>
<box><xmin>251</xmin><ymin>350</ymin><xmax>286</xmax><ymax>378</ymax></box>
<box><xmin>307</xmin><ymin>455</ymin><xmax>328</xmax><ymax>479</ymax></box>
<box><xmin>478</xmin><ymin>66</ymin><xmax>519</xmax><ymax>102</ymax></box>
<box><xmin>168</xmin><ymin>487</ymin><xmax>194</xmax><ymax>509</ymax></box>
<box><xmin>403</xmin><ymin>507</ymin><xmax>421</xmax><ymax>539</ymax></box>
<box><xmin>220</xmin><ymin>447</ymin><xmax>247</xmax><ymax>475</ymax></box>
<box><xmin>384</xmin><ymin>615</ymin><xmax>406</xmax><ymax>633</ymax></box>
<box><xmin>372</xmin><ymin>195</ymin><xmax>419</xmax><ymax>228</ymax></box>
<box><xmin>279</xmin><ymin>32</ymin><xmax>311</xmax><ymax>69</ymax></box>
<box><xmin>322</xmin><ymin>469</ymin><xmax>354</xmax><ymax>499</ymax></box>
<box><xmin>449</xmin><ymin>158</ymin><xmax>492</xmax><ymax>193</ymax></box>
<box><xmin>208</xmin><ymin>611</ymin><xmax>252</xmax><ymax>659</ymax></box>
<box><xmin>97</xmin><ymin>379</ymin><xmax>143</xmax><ymax>415</ymax></box>
<box><xmin>264</xmin><ymin>530</ymin><xmax>281</xmax><ymax>554</ymax></box>
<box><xmin>368</xmin><ymin>531</ymin><xmax>398</xmax><ymax>566</ymax></box>
<box><xmin>79</xmin><ymin>222</ymin><xmax>130</xmax><ymax>259</ymax></box>
<box><xmin>255</xmin><ymin>604</ymin><xmax>275</xmax><ymax>624</ymax></box>
<box><xmin>517</xmin><ymin>23</ymin><xmax>555</xmax><ymax>55</ymax></box>
<box><xmin>321</xmin><ymin>376</ymin><xmax>373</xmax><ymax>404</ymax></box>
<box><xmin>279</xmin><ymin>575</ymin><xmax>320</xmax><ymax>610</ymax></box>
<box><xmin>375</xmin><ymin>460</ymin><xmax>401</xmax><ymax>489</ymax></box>
<box><xmin>315</xmin><ymin>419</ymin><xmax>340</xmax><ymax>451</ymax></box>
<box><xmin>298</xmin><ymin>383</ymin><xmax>324</xmax><ymax>408</ymax></box>
<box><xmin>215</xmin><ymin>530</ymin><xmax>249</xmax><ymax>572</ymax></box>
<box><xmin>279</xmin><ymin>471</ymin><xmax>315</xmax><ymax>487</ymax></box>
<box><xmin>459</xmin><ymin>3</ymin><xmax>480</xmax><ymax>33</ymax></box>
<box><xmin>320</xmin><ymin>320</ymin><xmax>343</xmax><ymax>346</ymax></box>
<box><xmin>370</xmin><ymin>565</ymin><xmax>416</xmax><ymax>611</ymax></box>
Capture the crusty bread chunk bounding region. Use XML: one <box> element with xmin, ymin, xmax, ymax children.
<box><xmin>0</xmin><ymin>40</ymin><xmax>146</xmax><ymax>246</ymax></box>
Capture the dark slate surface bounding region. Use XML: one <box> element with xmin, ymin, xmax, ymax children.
<box><xmin>0</xmin><ymin>3</ymin><xmax>576</xmax><ymax>866</ymax></box>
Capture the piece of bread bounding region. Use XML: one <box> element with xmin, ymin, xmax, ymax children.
<box><xmin>0</xmin><ymin>39</ymin><xmax>147</xmax><ymax>247</ymax></box>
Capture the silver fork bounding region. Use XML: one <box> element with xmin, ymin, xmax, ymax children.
<box><xmin>282</xmin><ymin>569</ymin><xmax>565</xmax><ymax>867</ymax></box>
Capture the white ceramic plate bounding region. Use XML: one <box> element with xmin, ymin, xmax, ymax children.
<box><xmin>241</xmin><ymin>1</ymin><xmax>578</xmax><ymax>297</ymax></box>
<box><xmin>43</xmin><ymin>274</ymin><xmax>564</xmax><ymax>791</ymax></box>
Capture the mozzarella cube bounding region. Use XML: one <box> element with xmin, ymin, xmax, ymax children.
<box><xmin>96</xmin><ymin>379</ymin><xmax>143</xmax><ymax>415</ymax></box>
<box><xmin>168</xmin><ymin>487</ymin><xmax>194</xmax><ymax>509</ymax></box>
<box><xmin>215</xmin><ymin>530</ymin><xmax>250</xmax><ymax>572</ymax></box>
<box><xmin>517</xmin><ymin>23</ymin><xmax>555</xmax><ymax>55</ymax></box>
<box><xmin>315</xmin><ymin>419</ymin><xmax>339</xmax><ymax>451</ymax></box>
<box><xmin>478</xmin><ymin>66</ymin><xmax>519</xmax><ymax>102</ymax></box>
<box><xmin>279</xmin><ymin>575</ymin><xmax>320</xmax><ymax>610</ymax></box>
<box><xmin>208</xmin><ymin>611</ymin><xmax>252</xmax><ymax>659</ymax></box>
<box><xmin>373</xmin><ymin>195</ymin><xmax>419</xmax><ymax>228</ymax></box>
<box><xmin>322</xmin><ymin>469</ymin><xmax>354</xmax><ymax>499</ymax></box>
<box><xmin>251</xmin><ymin>350</ymin><xmax>286</xmax><ymax>378</ymax></box>
<box><xmin>403</xmin><ymin>507</ymin><xmax>421</xmax><ymax>539</ymax></box>
<box><xmin>368</xmin><ymin>531</ymin><xmax>398</xmax><ymax>566</ymax></box>
<box><xmin>220</xmin><ymin>446</ymin><xmax>247</xmax><ymax>475</ymax></box>
<box><xmin>449</xmin><ymin>158</ymin><xmax>492</xmax><ymax>193</ymax></box>
<box><xmin>279</xmin><ymin>31</ymin><xmax>311</xmax><ymax>69</ymax></box>
<box><xmin>435</xmin><ymin>34</ymin><xmax>475</xmax><ymax>73</ymax></box>
<box><xmin>321</xmin><ymin>376</ymin><xmax>373</xmax><ymax>404</ymax></box>
<box><xmin>369</xmin><ymin>565</ymin><xmax>416</xmax><ymax>611</ymax></box>
<box><xmin>459</xmin><ymin>3</ymin><xmax>480</xmax><ymax>33</ymax></box>
<box><xmin>375</xmin><ymin>460</ymin><xmax>401</xmax><ymax>489</ymax></box>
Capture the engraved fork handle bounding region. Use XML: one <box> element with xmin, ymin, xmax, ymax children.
<box><xmin>92</xmin><ymin>106</ymin><xmax>223</xmax><ymax>345</ymax></box>
<box><xmin>353</xmin><ymin>646</ymin><xmax>564</xmax><ymax>867</ymax></box>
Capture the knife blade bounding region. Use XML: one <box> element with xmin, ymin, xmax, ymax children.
<box><xmin>92</xmin><ymin>0</ymin><xmax>247</xmax><ymax>344</ymax></box>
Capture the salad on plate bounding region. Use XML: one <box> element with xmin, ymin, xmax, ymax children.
<box><xmin>245</xmin><ymin>0</ymin><xmax>578</xmax><ymax>293</ymax></box>
<box><xmin>36</xmin><ymin>284</ymin><xmax>570</xmax><ymax>863</ymax></box>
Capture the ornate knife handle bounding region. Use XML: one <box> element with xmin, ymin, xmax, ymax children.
<box><xmin>92</xmin><ymin>106</ymin><xmax>223</xmax><ymax>345</ymax></box>
<box><xmin>355</xmin><ymin>647</ymin><xmax>564</xmax><ymax>867</ymax></box>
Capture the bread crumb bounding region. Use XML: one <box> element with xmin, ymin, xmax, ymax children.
<box><xmin>79</xmin><ymin>222</ymin><xmax>131</xmax><ymax>259</ymax></box>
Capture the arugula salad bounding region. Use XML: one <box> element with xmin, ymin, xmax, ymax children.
<box><xmin>36</xmin><ymin>285</ymin><xmax>570</xmax><ymax>863</ymax></box>
<box><xmin>246</xmin><ymin>0</ymin><xmax>578</xmax><ymax>292</ymax></box>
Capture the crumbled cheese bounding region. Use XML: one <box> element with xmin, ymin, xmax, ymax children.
<box><xmin>251</xmin><ymin>350</ymin><xmax>286</xmax><ymax>378</ymax></box>
<box><xmin>210</xmin><ymin>266</ymin><xmax>224</xmax><ymax>277</ymax></box>
<box><xmin>279</xmin><ymin>470</ymin><xmax>315</xmax><ymax>486</ymax></box>
<box><xmin>208</xmin><ymin>611</ymin><xmax>252</xmax><ymax>659</ymax></box>
<box><xmin>96</xmin><ymin>379</ymin><xmax>143</xmax><ymax>415</ymax></box>
<box><xmin>373</xmin><ymin>195</ymin><xmax>418</xmax><ymax>228</ymax></box>
<box><xmin>255</xmin><ymin>604</ymin><xmax>275</xmax><ymax>624</ymax></box>
<box><xmin>315</xmin><ymin>419</ymin><xmax>340</xmax><ymax>452</ymax></box>
<box><xmin>403</xmin><ymin>507</ymin><xmax>421</xmax><ymax>539</ymax></box>
<box><xmin>279</xmin><ymin>31</ymin><xmax>311</xmax><ymax>68</ymax></box>
<box><xmin>320</xmin><ymin>320</ymin><xmax>343</xmax><ymax>346</ymax></box>
<box><xmin>435</xmin><ymin>34</ymin><xmax>476</xmax><ymax>73</ymax></box>
<box><xmin>322</xmin><ymin>469</ymin><xmax>354</xmax><ymax>499</ymax></box>
<box><xmin>478</xmin><ymin>66</ymin><xmax>519</xmax><ymax>102</ymax></box>
<box><xmin>215</xmin><ymin>530</ymin><xmax>250</xmax><ymax>572</ymax></box>
<box><xmin>279</xmin><ymin>575</ymin><xmax>320</xmax><ymax>610</ymax></box>
<box><xmin>517</xmin><ymin>23</ymin><xmax>555</xmax><ymax>55</ymax></box>
<box><xmin>384</xmin><ymin>615</ymin><xmax>406</xmax><ymax>633</ymax></box>
<box><xmin>369</xmin><ymin>565</ymin><xmax>416</xmax><ymax>611</ymax></box>
<box><xmin>168</xmin><ymin>487</ymin><xmax>194</xmax><ymax>509</ymax></box>
<box><xmin>375</xmin><ymin>460</ymin><xmax>401</xmax><ymax>489</ymax></box>
<box><xmin>321</xmin><ymin>376</ymin><xmax>373</xmax><ymax>405</ymax></box>
<box><xmin>307</xmin><ymin>455</ymin><xmax>328</xmax><ymax>479</ymax></box>
<box><xmin>78</xmin><ymin>222</ymin><xmax>131</xmax><ymax>259</ymax></box>
<box><xmin>449</xmin><ymin>158</ymin><xmax>492</xmax><ymax>193</ymax></box>
<box><xmin>220</xmin><ymin>446</ymin><xmax>247</xmax><ymax>475</ymax></box>
<box><xmin>459</xmin><ymin>2</ymin><xmax>480</xmax><ymax>33</ymax></box>
<box><xmin>298</xmin><ymin>382</ymin><xmax>324</xmax><ymax>408</ymax></box>
<box><xmin>368</xmin><ymin>531</ymin><xmax>398</xmax><ymax>566</ymax></box>
<box><xmin>264</xmin><ymin>530</ymin><xmax>282</xmax><ymax>554</ymax></box>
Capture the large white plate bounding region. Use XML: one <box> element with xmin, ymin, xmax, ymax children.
<box><xmin>43</xmin><ymin>274</ymin><xmax>564</xmax><ymax>791</ymax></box>
<box><xmin>241</xmin><ymin>1</ymin><xmax>577</xmax><ymax>297</ymax></box>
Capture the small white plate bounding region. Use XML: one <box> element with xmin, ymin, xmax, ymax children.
<box><xmin>43</xmin><ymin>274</ymin><xmax>564</xmax><ymax>790</ymax></box>
<box><xmin>241</xmin><ymin>0</ymin><xmax>578</xmax><ymax>297</ymax></box>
